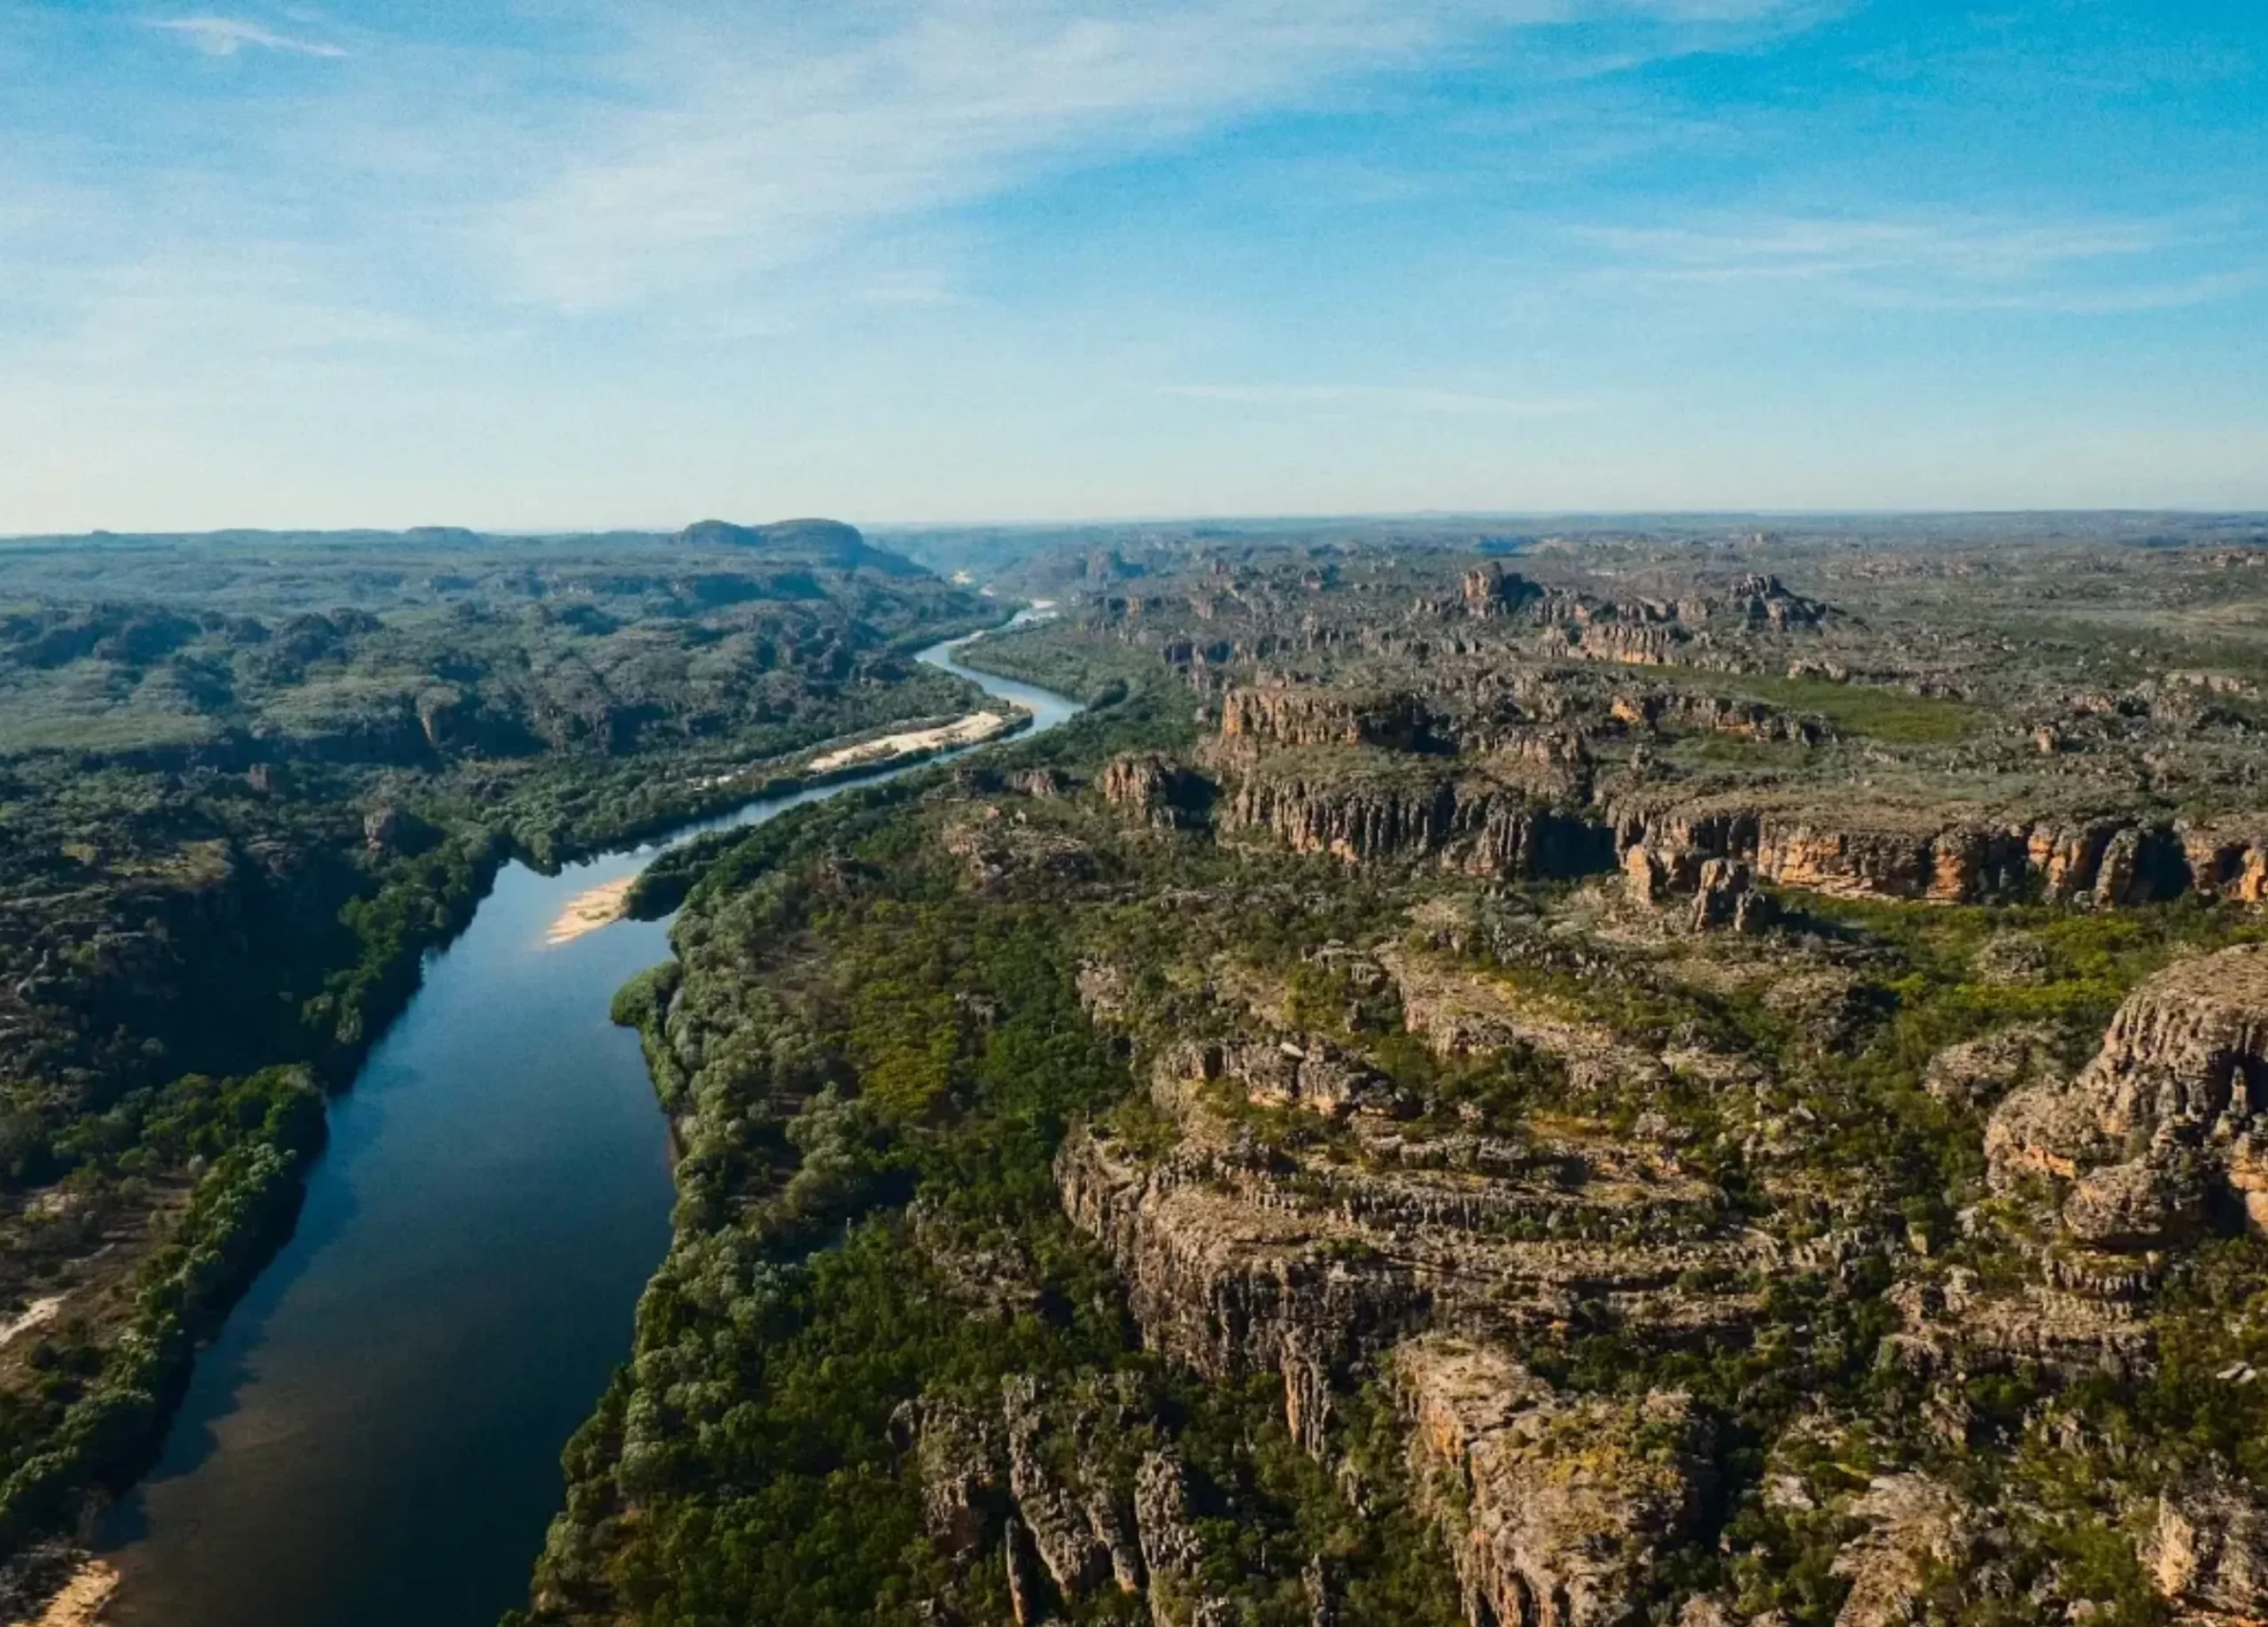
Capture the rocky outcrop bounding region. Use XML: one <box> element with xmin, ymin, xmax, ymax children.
<box><xmin>1624</xmin><ymin>847</ymin><xmax>1775</xmax><ymax>934</ymax></box>
<box><xmin>1752</xmin><ymin>814</ymin><xmax>2022</xmax><ymax>903</ymax></box>
<box><xmin>1001</xmin><ymin>1374</ymin><xmax>1141</xmax><ymax>1600</ymax></box>
<box><xmin>1610</xmin><ymin>796</ymin><xmax>2225</xmax><ymax>909</ymax></box>
<box><xmin>1987</xmin><ymin>945</ymin><xmax>2268</xmax><ymax>1240</ymax></box>
<box><xmin>1568</xmin><ymin>624</ymin><xmax>1692</xmax><ymax>667</ymax></box>
<box><xmin>1610</xmin><ymin>690</ymin><xmax>1829</xmax><ymax>746</ymax></box>
<box><xmin>1922</xmin><ymin>1026</ymin><xmax>2060</xmax><ymax>1111</ymax></box>
<box><xmin>1464</xmin><ymin>563</ymin><xmax>1543</xmax><ymax>617</ymax></box>
<box><xmin>1886</xmin><ymin>1274</ymin><xmax>2155</xmax><ymax>1380</ymax></box>
<box><xmin>1101</xmin><ymin>753</ymin><xmax>1213</xmax><ymax>829</ymax></box>
<box><xmin>906</xmin><ymin>1399</ymin><xmax>1006</xmax><ymax>1555</ymax></box>
<box><xmin>1688</xmin><ymin>858</ymin><xmax>1777</xmax><ymax>934</ymax></box>
<box><xmin>1706</xmin><ymin>572</ymin><xmax>1835</xmax><ymax>631</ymax></box>
<box><xmin>1218</xmin><ymin>760</ymin><xmax>1611</xmax><ymax>879</ymax></box>
<box><xmin>2143</xmin><ymin>1476</ymin><xmax>2268</xmax><ymax>1619</ymax></box>
<box><xmin>1196</xmin><ymin>673</ymin><xmax>2264</xmax><ymax>914</ymax></box>
<box><xmin>1221</xmin><ymin>686</ymin><xmax>1437</xmax><ymax>751</ymax></box>
<box><xmin>940</xmin><ymin>808</ymin><xmax>1096</xmax><ymax>887</ymax></box>
<box><xmin>1829</xmin><ymin>1475</ymin><xmax>1971</xmax><ymax>1627</ymax></box>
<box><xmin>1394</xmin><ymin>1336</ymin><xmax>1700</xmax><ymax>1627</ymax></box>
<box><xmin>1135</xmin><ymin>1450</ymin><xmax>1234</xmax><ymax>1627</ymax></box>
<box><xmin>1056</xmin><ymin>1095</ymin><xmax>1754</xmax><ymax>1457</ymax></box>
<box><xmin>1380</xmin><ymin>948</ymin><xmax>1671</xmax><ymax>1098</ymax></box>
<box><xmin>905</xmin><ymin>1374</ymin><xmax>1164</xmax><ymax>1623</ymax></box>
<box><xmin>2181</xmin><ymin>827</ymin><xmax>2268</xmax><ymax>907</ymax></box>
<box><xmin>1608</xmin><ymin>798</ymin><xmax>2010</xmax><ymax>905</ymax></box>
<box><xmin>1162</xmin><ymin>1036</ymin><xmax>1400</xmax><ymax>1121</ymax></box>
<box><xmin>2062</xmin><ymin>1150</ymin><xmax>2210</xmax><ymax>1250</ymax></box>
<box><xmin>362</xmin><ymin>806</ymin><xmax>401</xmax><ymax>854</ymax></box>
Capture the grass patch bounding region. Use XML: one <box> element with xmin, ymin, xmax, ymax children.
<box><xmin>1706</xmin><ymin>673</ymin><xmax>1984</xmax><ymax>745</ymax></box>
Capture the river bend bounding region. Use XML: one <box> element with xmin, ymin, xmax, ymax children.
<box><xmin>96</xmin><ymin>625</ymin><xmax>1079</xmax><ymax>1627</ymax></box>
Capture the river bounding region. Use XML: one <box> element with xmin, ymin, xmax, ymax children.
<box><xmin>95</xmin><ymin>623</ymin><xmax>1081</xmax><ymax>1627</ymax></box>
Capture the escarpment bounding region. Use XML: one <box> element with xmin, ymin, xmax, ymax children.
<box><xmin>1988</xmin><ymin>944</ymin><xmax>2268</xmax><ymax>1239</ymax></box>
<box><xmin>1125</xmin><ymin>724</ymin><xmax>2263</xmax><ymax>917</ymax></box>
<box><xmin>1087</xmin><ymin>594</ymin><xmax>2268</xmax><ymax>917</ymax></box>
<box><xmin>521</xmin><ymin>533</ymin><xmax>2268</xmax><ymax>1627</ymax></box>
<box><xmin>1058</xmin><ymin>1021</ymin><xmax>1759</xmax><ymax>1459</ymax></box>
<box><xmin>1395</xmin><ymin>1336</ymin><xmax>1704</xmax><ymax>1627</ymax></box>
<box><xmin>1220</xmin><ymin>684</ymin><xmax>1440</xmax><ymax>751</ymax></box>
<box><xmin>1215</xmin><ymin>755</ymin><xmax>1613</xmax><ymax>878</ymax></box>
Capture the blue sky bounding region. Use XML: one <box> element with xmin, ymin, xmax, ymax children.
<box><xmin>2</xmin><ymin>0</ymin><xmax>2263</xmax><ymax>531</ymax></box>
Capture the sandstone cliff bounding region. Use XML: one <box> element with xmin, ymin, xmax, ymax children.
<box><xmin>1987</xmin><ymin>944</ymin><xmax>2268</xmax><ymax>1241</ymax></box>
<box><xmin>1057</xmin><ymin>1038</ymin><xmax>1756</xmax><ymax>1455</ymax></box>
<box><xmin>1394</xmin><ymin>1336</ymin><xmax>1699</xmax><ymax>1627</ymax></box>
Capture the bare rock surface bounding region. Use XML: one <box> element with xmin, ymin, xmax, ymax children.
<box><xmin>1988</xmin><ymin>945</ymin><xmax>2268</xmax><ymax>1237</ymax></box>
<box><xmin>2143</xmin><ymin>1476</ymin><xmax>2268</xmax><ymax>1620</ymax></box>
<box><xmin>1394</xmin><ymin>1335</ymin><xmax>1699</xmax><ymax>1627</ymax></box>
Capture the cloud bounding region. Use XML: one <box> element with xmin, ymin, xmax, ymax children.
<box><xmin>490</xmin><ymin>0</ymin><xmax>1821</xmax><ymax>310</ymax></box>
<box><xmin>1566</xmin><ymin>211</ymin><xmax>2259</xmax><ymax>313</ymax></box>
<box><xmin>149</xmin><ymin>15</ymin><xmax>347</xmax><ymax>59</ymax></box>
<box><xmin>1158</xmin><ymin>384</ymin><xmax>1597</xmax><ymax>415</ymax></box>
<box><xmin>1874</xmin><ymin>268</ymin><xmax>2266</xmax><ymax>315</ymax></box>
<box><xmin>1574</xmin><ymin>214</ymin><xmax>2167</xmax><ymax>284</ymax></box>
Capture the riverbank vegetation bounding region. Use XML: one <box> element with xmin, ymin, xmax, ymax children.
<box><xmin>0</xmin><ymin>522</ymin><xmax>996</xmax><ymax>1583</ymax></box>
<box><xmin>517</xmin><ymin>523</ymin><xmax>2268</xmax><ymax>1626</ymax></box>
<box><xmin>517</xmin><ymin>701</ymin><xmax>1463</xmax><ymax>1626</ymax></box>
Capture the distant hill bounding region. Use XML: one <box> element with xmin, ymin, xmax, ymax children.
<box><xmin>0</xmin><ymin>519</ymin><xmax>935</xmax><ymax>579</ymax></box>
<box><xmin>676</xmin><ymin>518</ymin><xmax>926</xmax><ymax>576</ymax></box>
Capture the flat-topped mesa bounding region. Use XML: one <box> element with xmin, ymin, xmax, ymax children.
<box><xmin>1987</xmin><ymin>945</ymin><xmax>2268</xmax><ymax>1245</ymax></box>
<box><xmin>1219</xmin><ymin>684</ymin><xmax>1439</xmax><ymax>751</ymax></box>
<box><xmin>1610</xmin><ymin>688</ymin><xmax>1831</xmax><ymax>746</ymax></box>
<box><xmin>1395</xmin><ymin>1335</ymin><xmax>1704</xmax><ymax>1627</ymax></box>
<box><xmin>1562</xmin><ymin>621</ymin><xmax>1697</xmax><ymax>669</ymax></box>
<box><xmin>1056</xmin><ymin>1031</ymin><xmax>1755</xmax><ymax>1453</ymax></box>
<box><xmin>1099</xmin><ymin>752</ymin><xmax>1214</xmax><ymax>829</ymax></box>
<box><xmin>1462</xmin><ymin>562</ymin><xmax>1546</xmax><ymax>617</ymax></box>
<box><xmin>1216</xmin><ymin>753</ymin><xmax>1610</xmax><ymax>877</ymax></box>
<box><xmin>1607</xmin><ymin>794</ymin><xmax>2261</xmax><ymax>909</ymax></box>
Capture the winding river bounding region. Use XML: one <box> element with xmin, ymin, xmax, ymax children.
<box><xmin>96</xmin><ymin>624</ymin><xmax>1081</xmax><ymax>1627</ymax></box>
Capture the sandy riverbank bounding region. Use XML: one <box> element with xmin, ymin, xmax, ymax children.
<box><xmin>806</xmin><ymin>709</ymin><xmax>1014</xmax><ymax>773</ymax></box>
<box><xmin>545</xmin><ymin>878</ymin><xmax>637</xmax><ymax>946</ymax></box>
<box><xmin>0</xmin><ymin>1296</ymin><xmax>63</xmax><ymax>1352</ymax></box>
<box><xmin>8</xmin><ymin>1563</ymin><xmax>117</xmax><ymax>1627</ymax></box>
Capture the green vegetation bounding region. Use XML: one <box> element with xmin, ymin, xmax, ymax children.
<box><xmin>0</xmin><ymin>1066</ymin><xmax>322</xmax><ymax>1552</ymax></box>
<box><xmin>0</xmin><ymin>523</ymin><xmax>999</xmax><ymax>1569</ymax></box>
<box><xmin>1692</xmin><ymin>670</ymin><xmax>1984</xmax><ymax>744</ymax></box>
<box><xmin>949</xmin><ymin>617</ymin><xmax>1164</xmax><ymax>709</ymax></box>
<box><xmin>523</xmin><ymin>693</ymin><xmax>1469</xmax><ymax>1626</ymax></box>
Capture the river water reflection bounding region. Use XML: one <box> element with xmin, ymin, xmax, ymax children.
<box><xmin>97</xmin><ymin>624</ymin><xmax>1078</xmax><ymax>1627</ymax></box>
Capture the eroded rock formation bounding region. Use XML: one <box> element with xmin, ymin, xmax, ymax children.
<box><xmin>1395</xmin><ymin>1336</ymin><xmax>1700</xmax><ymax>1627</ymax></box>
<box><xmin>1988</xmin><ymin>945</ymin><xmax>2268</xmax><ymax>1239</ymax></box>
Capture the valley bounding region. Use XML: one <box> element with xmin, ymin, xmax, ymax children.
<box><xmin>10</xmin><ymin>515</ymin><xmax>2268</xmax><ymax>1627</ymax></box>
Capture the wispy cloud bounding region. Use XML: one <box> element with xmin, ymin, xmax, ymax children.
<box><xmin>148</xmin><ymin>15</ymin><xmax>347</xmax><ymax>59</ymax></box>
<box><xmin>1879</xmin><ymin>268</ymin><xmax>2265</xmax><ymax>314</ymax></box>
<box><xmin>1575</xmin><ymin>214</ymin><xmax>2166</xmax><ymax>284</ymax></box>
<box><xmin>1569</xmin><ymin>211</ymin><xmax>2257</xmax><ymax>313</ymax></box>
<box><xmin>491</xmin><ymin>1</ymin><xmax>1820</xmax><ymax>311</ymax></box>
<box><xmin>1159</xmin><ymin>384</ymin><xmax>1597</xmax><ymax>415</ymax></box>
